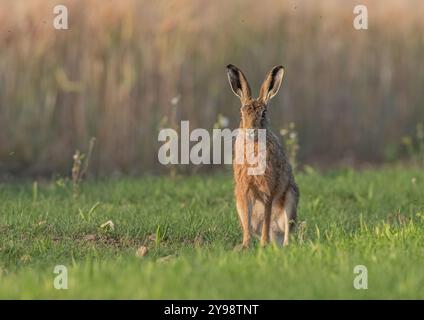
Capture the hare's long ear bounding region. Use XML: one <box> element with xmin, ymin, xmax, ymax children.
<box><xmin>226</xmin><ymin>64</ymin><xmax>252</xmax><ymax>104</ymax></box>
<box><xmin>259</xmin><ymin>65</ymin><xmax>285</xmax><ymax>104</ymax></box>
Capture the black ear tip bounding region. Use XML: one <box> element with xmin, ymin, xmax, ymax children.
<box><xmin>226</xmin><ymin>64</ymin><xmax>238</xmax><ymax>72</ymax></box>
<box><xmin>270</xmin><ymin>65</ymin><xmax>284</xmax><ymax>77</ymax></box>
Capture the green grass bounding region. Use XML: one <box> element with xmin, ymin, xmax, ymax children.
<box><xmin>1</xmin><ymin>167</ymin><xmax>424</xmax><ymax>299</ymax></box>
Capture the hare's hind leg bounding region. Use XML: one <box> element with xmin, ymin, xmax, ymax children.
<box><xmin>251</xmin><ymin>200</ymin><xmax>264</xmax><ymax>238</ymax></box>
<box><xmin>269</xmin><ymin>225</ymin><xmax>283</xmax><ymax>245</ymax></box>
<box><xmin>252</xmin><ymin>200</ymin><xmax>282</xmax><ymax>245</ymax></box>
<box><xmin>281</xmin><ymin>188</ymin><xmax>298</xmax><ymax>246</ymax></box>
<box><xmin>267</xmin><ymin>202</ymin><xmax>283</xmax><ymax>246</ymax></box>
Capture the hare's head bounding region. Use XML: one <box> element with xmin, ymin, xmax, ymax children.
<box><xmin>226</xmin><ymin>64</ymin><xmax>285</xmax><ymax>130</ymax></box>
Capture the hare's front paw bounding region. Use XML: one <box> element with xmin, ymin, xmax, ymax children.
<box><xmin>233</xmin><ymin>243</ymin><xmax>250</xmax><ymax>252</ymax></box>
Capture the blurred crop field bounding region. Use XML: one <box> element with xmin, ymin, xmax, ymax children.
<box><xmin>1</xmin><ymin>0</ymin><xmax>424</xmax><ymax>177</ymax></box>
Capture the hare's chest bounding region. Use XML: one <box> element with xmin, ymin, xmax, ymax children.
<box><xmin>233</xmin><ymin>167</ymin><xmax>274</xmax><ymax>201</ymax></box>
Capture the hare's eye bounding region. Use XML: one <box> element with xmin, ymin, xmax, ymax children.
<box><xmin>262</xmin><ymin>110</ymin><xmax>266</xmax><ymax>118</ymax></box>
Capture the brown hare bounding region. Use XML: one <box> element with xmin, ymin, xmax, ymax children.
<box><xmin>226</xmin><ymin>64</ymin><xmax>299</xmax><ymax>248</ymax></box>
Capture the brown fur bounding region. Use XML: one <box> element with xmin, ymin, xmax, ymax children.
<box><xmin>227</xmin><ymin>64</ymin><xmax>299</xmax><ymax>248</ymax></box>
